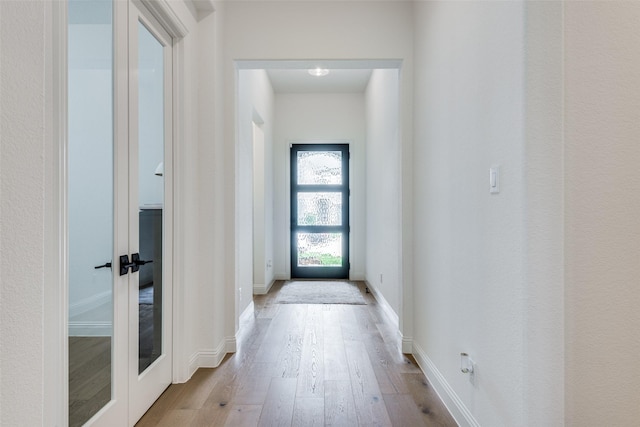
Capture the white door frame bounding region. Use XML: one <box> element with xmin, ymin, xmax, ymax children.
<box><xmin>45</xmin><ymin>1</ymin><xmax>189</xmax><ymax>425</ymax></box>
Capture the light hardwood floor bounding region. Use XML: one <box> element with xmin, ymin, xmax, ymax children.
<box><xmin>69</xmin><ymin>336</ymin><xmax>111</xmax><ymax>427</ymax></box>
<box><xmin>136</xmin><ymin>281</ymin><xmax>457</xmax><ymax>426</ymax></box>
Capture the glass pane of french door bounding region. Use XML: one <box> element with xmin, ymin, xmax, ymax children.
<box><xmin>136</xmin><ymin>20</ymin><xmax>164</xmax><ymax>375</ymax></box>
<box><xmin>68</xmin><ymin>0</ymin><xmax>114</xmax><ymax>425</ymax></box>
<box><xmin>291</xmin><ymin>144</ymin><xmax>350</xmax><ymax>279</ymax></box>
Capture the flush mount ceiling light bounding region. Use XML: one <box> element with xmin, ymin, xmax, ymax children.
<box><xmin>308</xmin><ymin>67</ymin><xmax>330</xmax><ymax>77</ymax></box>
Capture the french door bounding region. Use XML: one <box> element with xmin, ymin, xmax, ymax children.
<box><xmin>290</xmin><ymin>144</ymin><xmax>350</xmax><ymax>279</ymax></box>
<box><xmin>67</xmin><ymin>0</ymin><xmax>172</xmax><ymax>425</ymax></box>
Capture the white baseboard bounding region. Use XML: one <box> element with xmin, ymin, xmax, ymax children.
<box><xmin>401</xmin><ymin>333</ymin><xmax>413</xmax><ymax>354</ymax></box>
<box><xmin>68</xmin><ymin>321</ymin><xmax>112</xmax><ymax>337</ymax></box>
<box><xmin>274</xmin><ymin>273</ymin><xmax>288</xmax><ymax>281</ymax></box>
<box><xmin>364</xmin><ymin>281</ymin><xmax>412</xmax><ymax>354</ymax></box>
<box><xmin>225</xmin><ymin>335</ymin><xmax>237</xmax><ymax>353</ymax></box>
<box><xmin>186</xmin><ymin>303</ymin><xmax>252</xmax><ymax>378</ymax></box>
<box><xmin>350</xmin><ymin>271</ymin><xmax>365</xmax><ymax>281</ymax></box>
<box><xmin>412</xmin><ymin>342</ymin><xmax>480</xmax><ymax>427</ymax></box>
<box><xmin>364</xmin><ymin>280</ymin><xmax>399</xmax><ymax>328</ymax></box>
<box><xmin>253</xmin><ymin>280</ymin><xmax>275</xmax><ymax>295</ymax></box>
<box><xmin>188</xmin><ymin>339</ymin><xmax>228</xmax><ymax>379</ymax></box>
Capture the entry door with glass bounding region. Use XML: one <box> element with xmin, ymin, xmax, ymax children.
<box><xmin>290</xmin><ymin>144</ymin><xmax>350</xmax><ymax>279</ymax></box>
<box><xmin>67</xmin><ymin>0</ymin><xmax>173</xmax><ymax>425</ymax></box>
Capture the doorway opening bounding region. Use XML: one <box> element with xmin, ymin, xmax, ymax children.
<box><xmin>235</xmin><ymin>61</ymin><xmax>403</xmax><ymax>339</ymax></box>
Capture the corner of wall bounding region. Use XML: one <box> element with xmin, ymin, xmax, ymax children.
<box><xmin>401</xmin><ymin>334</ymin><xmax>413</xmax><ymax>355</ymax></box>
<box><xmin>523</xmin><ymin>1</ymin><xmax>565</xmax><ymax>425</ymax></box>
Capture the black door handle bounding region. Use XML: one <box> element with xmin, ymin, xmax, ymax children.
<box><xmin>119</xmin><ymin>255</ymin><xmax>135</xmax><ymax>276</ymax></box>
<box><xmin>94</xmin><ymin>262</ymin><xmax>112</xmax><ymax>269</ymax></box>
<box><xmin>131</xmin><ymin>253</ymin><xmax>152</xmax><ymax>274</ymax></box>
<box><xmin>132</xmin><ymin>253</ymin><xmax>153</xmax><ymax>267</ymax></box>
<box><xmin>119</xmin><ymin>254</ymin><xmax>154</xmax><ymax>276</ymax></box>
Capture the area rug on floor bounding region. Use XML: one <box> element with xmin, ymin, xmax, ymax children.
<box><xmin>275</xmin><ymin>281</ymin><xmax>366</xmax><ymax>305</ymax></box>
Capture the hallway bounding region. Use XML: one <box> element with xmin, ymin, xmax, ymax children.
<box><xmin>136</xmin><ymin>281</ymin><xmax>456</xmax><ymax>426</ymax></box>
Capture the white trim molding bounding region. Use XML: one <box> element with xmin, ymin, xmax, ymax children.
<box><xmin>253</xmin><ymin>280</ymin><xmax>275</xmax><ymax>295</ymax></box>
<box><xmin>44</xmin><ymin>0</ymin><xmax>68</xmax><ymax>425</ymax></box>
<box><xmin>68</xmin><ymin>321</ymin><xmax>112</xmax><ymax>337</ymax></box>
<box><xmin>140</xmin><ymin>0</ymin><xmax>188</xmax><ymax>39</ymax></box>
<box><xmin>225</xmin><ymin>336</ymin><xmax>237</xmax><ymax>354</ymax></box>
<box><xmin>187</xmin><ymin>339</ymin><xmax>227</xmax><ymax>379</ymax></box>
<box><xmin>413</xmin><ymin>342</ymin><xmax>480</xmax><ymax>427</ymax></box>
<box><xmin>401</xmin><ymin>335</ymin><xmax>413</xmax><ymax>354</ymax></box>
<box><xmin>350</xmin><ymin>272</ymin><xmax>366</xmax><ymax>281</ymax></box>
<box><xmin>364</xmin><ymin>280</ymin><xmax>412</xmax><ymax>353</ymax></box>
<box><xmin>364</xmin><ymin>280</ymin><xmax>399</xmax><ymax>328</ymax></box>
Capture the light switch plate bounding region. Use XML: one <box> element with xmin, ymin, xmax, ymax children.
<box><xmin>490</xmin><ymin>166</ymin><xmax>500</xmax><ymax>194</ymax></box>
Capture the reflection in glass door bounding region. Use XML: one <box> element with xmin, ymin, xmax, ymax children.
<box><xmin>290</xmin><ymin>144</ymin><xmax>350</xmax><ymax>279</ymax></box>
<box><xmin>136</xmin><ymin>20</ymin><xmax>164</xmax><ymax>375</ymax></box>
<box><xmin>67</xmin><ymin>0</ymin><xmax>115</xmax><ymax>425</ymax></box>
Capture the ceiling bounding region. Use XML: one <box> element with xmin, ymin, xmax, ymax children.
<box><xmin>266</xmin><ymin>68</ymin><xmax>373</xmax><ymax>93</ymax></box>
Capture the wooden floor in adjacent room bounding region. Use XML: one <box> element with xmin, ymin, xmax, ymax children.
<box><xmin>69</xmin><ymin>336</ymin><xmax>111</xmax><ymax>427</ymax></box>
<box><xmin>136</xmin><ymin>281</ymin><xmax>457</xmax><ymax>426</ymax></box>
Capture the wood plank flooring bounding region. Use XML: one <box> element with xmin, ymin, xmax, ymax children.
<box><xmin>136</xmin><ymin>281</ymin><xmax>457</xmax><ymax>426</ymax></box>
<box><xmin>69</xmin><ymin>336</ymin><xmax>111</xmax><ymax>427</ymax></box>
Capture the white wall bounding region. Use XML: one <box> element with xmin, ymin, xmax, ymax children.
<box><xmin>274</xmin><ymin>93</ymin><xmax>365</xmax><ymax>280</ymax></box>
<box><xmin>364</xmin><ymin>69</ymin><xmax>401</xmax><ymax>319</ymax></box>
<box><xmin>0</xmin><ymin>1</ymin><xmax>48</xmax><ymax>424</ymax></box>
<box><xmin>237</xmin><ymin>69</ymin><xmax>274</xmax><ymax>315</ymax></box>
<box><xmin>412</xmin><ymin>2</ymin><xmax>528</xmax><ymax>425</ymax></box>
<box><xmin>564</xmin><ymin>2</ymin><xmax>640</xmax><ymax>425</ymax></box>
